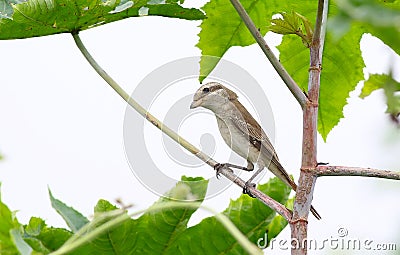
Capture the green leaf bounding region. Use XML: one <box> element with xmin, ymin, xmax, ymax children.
<box><xmin>270</xmin><ymin>11</ymin><xmax>313</xmax><ymax>47</ymax></box>
<box><xmin>278</xmin><ymin>3</ymin><xmax>365</xmax><ymax>141</ymax></box>
<box><xmin>361</xmin><ymin>73</ymin><xmax>400</xmax><ymax>117</ymax></box>
<box><xmin>0</xmin><ymin>0</ymin><xmax>204</xmax><ymax>40</ymax></box>
<box><xmin>360</xmin><ymin>74</ymin><xmax>387</xmax><ymax>99</ymax></box>
<box><xmin>197</xmin><ymin>0</ymin><xmax>272</xmax><ymax>82</ymax></box>
<box><xmin>72</xmin><ymin>203</ymin><xmax>137</xmax><ymax>255</ymax></box>
<box><xmin>22</xmin><ymin>217</ymin><xmax>73</xmax><ymax>253</ymax></box>
<box><xmin>166</xmin><ymin>177</ymin><xmax>291</xmax><ymax>254</ymax></box>
<box><xmin>318</xmin><ymin>29</ymin><xmax>365</xmax><ymax>140</ymax></box>
<box><xmin>48</xmin><ymin>189</ymin><xmax>89</xmax><ymax>233</ymax></box>
<box><xmin>134</xmin><ymin>176</ymin><xmax>209</xmax><ymax>253</ymax></box>
<box><xmin>24</xmin><ymin>217</ymin><xmax>46</xmax><ymax>236</ymax></box>
<box><xmin>265</xmin><ymin>197</ymin><xmax>293</xmax><ymax>246</ymax></box>
<box><xmin>61</xmin><ymin>176</ymin><xmax>208</xmax><ymax>254</ymax></box>
<box><xmin>197</xmin><ymin>0</ymin><xmax>321</xmax><ymax>81</ymax></box>
<box><xmin>94</xmin><ymin>199</ymin><xmax>119</xmax><ymax>213</ymax></box>
<box><xmin>330</xmin><ymin>0</ymin><xmax>400</xmax><ymax>55</ymax></box>
<box><xmin>0</xmin><ymin>184</ymin><xmax>25</xmax><ymax>255</ymax></box>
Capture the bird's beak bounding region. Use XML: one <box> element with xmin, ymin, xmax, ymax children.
<box><xmin>190</xmin><ymin>99</ymin><xmax>202</xmax><ymax>109</ymax></box>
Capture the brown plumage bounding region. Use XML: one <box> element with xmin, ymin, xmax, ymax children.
<box><xmin>190</xmin><ymin>82</ymin><xmax>321</xmax><ymax>220</ymax></box>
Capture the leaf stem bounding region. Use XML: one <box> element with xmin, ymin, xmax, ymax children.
<box><xmin>229</xmin><ymin>0</ymin><xmax>307</xmax><ymax>109</ymax></box>
<box><xmin>71</xmin><ymin>31</ymin><xmax>292</xmax><ymax>220</ymax></box>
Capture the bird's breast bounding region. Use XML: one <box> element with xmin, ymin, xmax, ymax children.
<box><xmin>216</xmin><ymin>117</ymin><xmax>261</xmax><ymax>164</ymax></box>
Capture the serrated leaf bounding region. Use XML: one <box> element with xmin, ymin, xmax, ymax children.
<box><xmin>270</xmin><ymin>11</ymin><xmax>313</xmax><ymax>47</ymax></box>
<box><xmin>48</xmin><ymin>189</ymin><xmax>89</xmax><ymax>233</ymax></box>
<box><xmin>270</xmin><ymin>12</ymin><xmax>302</xmax><ymax>35</ymax></box>
<box><xmin>134</xmin><ymin>176</ymin><xmax>208</xmax><ymax>253</ymax></box>
<box><xmin>166</xmin><ymin>177</ymin><xmax>291</xmax><ymax>254</ymax></box>
<box><xmin>0</xmin><ymin>184</ymin><xmax>22</xmax><ymax>255</ymax></box>
<box><xmin>57</xmin><ymin>176</ymin><xmax>208</xmax><ymax>254</ymax></box>
<box><xmin>278</xmin><ymin>2</ymin><xmax>365</xmax><ymax>140</ymax></box>
<box><xmin>94</xmin><ymin>199</ymin><xmax>119</xmax><ymax>213</ymax></box>
<box><xmin>23</xmin><ymin>217</ymin><xmax>74</xmax><ymax>253</ymax></box>
<box><xmin>330</xmin><ymin>0</ymin><xmax>400</xmax><ymax>55</ymax></box>
<box><xmin>72</xmin><ymin>210</ymin><xmax>137</xmax><ymax>255</ymax></box>
<box><xmin>0</xmin><ymin>0</ymin><xmax>204</xmax><ymax>39</ymax></box>
<box><xmin>197</xmin><ymin>0</ymin><xmax>320</xmax><ymax>82</ymax></box>
<box><xmin>24</xmin><ymin>217</ymin><xmax>45</xmax><ymax>236</ymax></box>
<box><xmin>344</xmin><ymin>0</ymin><xmax>400</xmax><ymax>68</ymax></box>
<box><xmin>318</xmin><ymin>30</ymin><xmax>365</xmax><ymax>140</ymax></box>
<box><xmin>197</xmin><ymin>0</ymin><xmax>272</xmax><ymax>82</ymax></box>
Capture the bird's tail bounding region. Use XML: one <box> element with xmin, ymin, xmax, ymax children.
<box><xmin>270</xmin><ymin>161</ymin><xmax>322</xmax><ymax>220</ymax></box>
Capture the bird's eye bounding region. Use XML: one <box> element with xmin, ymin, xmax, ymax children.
<box><xmin>202</xmin><ymin>87</ymin><xmax>210</xmax><ymax>93</ymax></box>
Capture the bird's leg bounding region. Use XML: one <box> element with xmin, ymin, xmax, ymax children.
<box><xmin>214</xmin><ymin>161</ymin><xmax>254</xmax><ymax>179</ymax></box>
<box><xmin>243</xmin><ymin>166</ymin><xmax>264</xmax><ymax>198</ymax></box>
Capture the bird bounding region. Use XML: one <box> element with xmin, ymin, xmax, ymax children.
<box><xmin>190</xmin><ymin>82</ymin><xmax>321</xmax><ymax>220</ymax></box>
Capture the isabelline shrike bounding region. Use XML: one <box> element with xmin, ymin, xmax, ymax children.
<box><xmin>190</xmin><ymin>82</ymin><xmax>320</xmax><ymax>220</ymax></box>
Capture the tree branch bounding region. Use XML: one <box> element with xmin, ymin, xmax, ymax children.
<box><xmin>292</xmin><ymin>1</ymin><xmax>328</xmax><ymax>254</ymax></box>
<box><xmin>71</xmin><ymin>32</ymin><xmax>292</xmax><ymax>222</ymax></box>
<box><xmin>229</xmin><ymin>0</ymin><xmax>307</xmax><ymax>109</ymax></box>
<box><xmin>314</xmin><ymin>166</ymin><xmax>400</xmax><ymax>180</ymax></box>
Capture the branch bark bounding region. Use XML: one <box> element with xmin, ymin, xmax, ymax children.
<box><xmin>314</xmin><ymin>166</ymin><xmax>400</xmax><ymax>180</ymax></box>
<box><xmin>292</xmin><ymin>0</ymin><xmax>328</xmax><ymax>254</ymax></box>
<box><xmin>229</xmin><ymin>0</ymin><xmax>307</xmax><ymax>109</ymax></box>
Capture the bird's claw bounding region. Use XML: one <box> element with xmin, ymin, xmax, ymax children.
<box><xmin>214</xmin><ymin>163</ymin><xmax>224</xmax><ymax>179</ymax></box>
<box><xmin>243</xmin><ymin>182</ymin><xmax>256</xmax><ymax>198</ymax></box>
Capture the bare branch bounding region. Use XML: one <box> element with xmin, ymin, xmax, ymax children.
<box><xmin>315</xmin><ymin>166</ymin><xmax>400</xmax><ymax>180</ymax></box>
<box><xmin>293</xmin><ymin>1</ymin><xmax>329</xmax><ymax>254</ymax></box>
<box><xmin>72</xmin><ymin>32</ymin><xmax>292</xmax><ymax>222</ymax></box>
<box><xmin>229</xmin><ymin>0</ymin><xmax>307</xmax><ymax>109</ymax></box>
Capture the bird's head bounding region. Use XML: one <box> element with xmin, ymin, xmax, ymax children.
<box><xmin>190</xmin><ymin>82</ymin><xmax>238</xmax><ymax>113</ymax></box>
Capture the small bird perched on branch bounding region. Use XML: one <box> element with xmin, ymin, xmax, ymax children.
<box><xmin>190</xmin><ymin>82</ymin><xmax>321</xmax><ymax>220</ymax></box>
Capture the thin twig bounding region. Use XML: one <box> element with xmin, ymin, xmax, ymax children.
<box><xmin>229</xmin><ymin>0</ymin><xmax>308</xmax><ymax>109</ymax></box>
<box><xmin>314</xmin><ymin>166</ymin><xmax>400</xmax><ymax>180</ymax></box>
<box><xmin>71</xmin><ymin>32</ymin><xmax>292</xmax><ymax>222</ymax></box>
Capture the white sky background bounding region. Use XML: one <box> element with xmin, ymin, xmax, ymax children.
<box><xmin>0</xmin><ymin>1</ymin><xmax>400</xmax><ymax>254</ymax></box>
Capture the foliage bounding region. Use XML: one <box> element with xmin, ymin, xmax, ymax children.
<box><xmin>1</xmin><ymin>0</ymin><xmax>398</xmax><ymax>140</ymax></box>
<box><xmin>0</xmin><ymin>0</ymin><xmax>399</xmax><ymax>254</ymax></box>
<box><xmin>0</xmin><ymin>0</ymin><xmax>204</xmax><ymax>39</ymax></box>
<box><xmin>196</xmin><ymin>0</ymin><xmax>400</xmax><ymax>140</ymax></box>
<box><xmin>360</xmin><ymin>73</ymin><xmax>400</xmax><ymax>121</ymax></box>
<box><xmin>0</xmin><ymin>177</ymin><xmax>291</xmax><ymax>254</ymax></box>
<box><xmin>269</xmin><ymin>11</ymin><xmax>313</xmax><ymax>47</ymax></box>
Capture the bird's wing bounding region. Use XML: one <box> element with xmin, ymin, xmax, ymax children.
<box><xmin>229</xmin><ymin>101</ymin><xmax>321</xmax><ymax>220</ymax></box>
<box><xmin>229</xmin><ymin>100</ymin><xmax>296</xmax><ymax>189</ymax></box>
<box><xmin>229</xmin><ymin>100</ymin><xmax>279</xmax><ymax>164</ymax></box>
